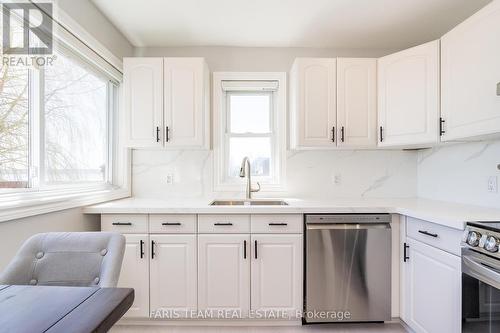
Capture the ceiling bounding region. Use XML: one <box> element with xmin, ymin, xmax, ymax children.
<box><xmin>92</xmin><ymin>0</ymin><xmax>492</xmax><ymax>49</ymax></box>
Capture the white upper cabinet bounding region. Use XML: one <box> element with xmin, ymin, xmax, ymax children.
<box><xmin>123</xmin><ymin>58</ymin><xmax>163</xmax><ymax>148</ymax></box>
<box><xmin>123</xmin><ymin>57</ymin><xmax>210</xmax><ymax>149</ymax></box>
<box><xmin>251</xmin><ymin>234</ymin><xmax>303</xmax><ymax>317</ymax></box>
<box><xmin>164</xmin><ymin>58</ymin><xmax>210</xmax><ymax>148</ymax></box>
<box><xmin>441</xmin><ymin>1</ymin><xmax>500</xmax><ymax>141</ymax></box>
<box><xmin>337</xmin><ymin>58</ymin><xmax>377</xmax><ymax>148</ymax></box>
<box><xmin>290</xmin><ymin>58</ymin><xmax>337</xmax><ymax>149</ymax></box>
<box><xmin>150</xmin><ymin>234</ymin><xmax>197</xmax><ymax>317</ymax></box>
<box><xmin>377</xmin><ymin>41</ymin><xmax>440</xmax><ymax>147</ymax></box>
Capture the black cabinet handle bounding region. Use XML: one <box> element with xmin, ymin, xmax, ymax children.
<box><xmin>341</xmin><ymin>126</ymin><xmax>345</xmax><ymax>143</ymax></box>
<box><xmin>151</xmin><ymin>240</ymin><xmax>156</xmax><ymax>259</ymax></box>
<box><xmin>439</xmin><ymin>118</ymin><xmax>446</xmax><ymax>136</ymax></box>
<box><xmin>156</xmin><ymin>126</ymin><xmax>160</xmax><ymax>142</ymax></box>
<box><xmin>331</xmin><ymin>126</ymin><xmax>335</xmax><ymax>142</ymax></box>
<box><xmin>166</xmin><ymin>126</ymin><xmax>170</xmax><ymax>142</ymax></box>
<box><xmin>243</xmin><ymin>240</ymin><xmax>247</xmax><ymax>259</ymax></box>
<box><xmin>418</xmin><ymin>230</ymin><xmax>438</xmax><ymax>238</ymax></box>
<box><xmin>269</xmin><ymin>223</ymin><xmax>288</xmax><ymax>226</ymax></box>
<box><xmin>403</xmin><ymin>242</ymin><xmax>409</xmax><ymax>262</ymax></box>
<box><xmin>379</xmin><ymin>126</ymin><xmax>384</xmax><ymax>142</ymax></box>
<box><xmin>162</xmin><ymin>222</ymin><xmax>181</xmax><ymax>226</ymax></box>
<box><xmin>140</xmin><ymin>240</ymin><xmax>144</xmax><ymax>259</ymax></box>
<box><xmin>254</xmin><ymin>240</ymin><xmax>258</xmax><ymax>259</ymax></box>
<box><xmin>214</xmin><ymin>222</ymin><xmax>233</xmax><ymax>226</ymax></box>
<box><xmin>112</xmin><ymin>222</ymin><xmax>132</xmax><ymax>226</ymax></box>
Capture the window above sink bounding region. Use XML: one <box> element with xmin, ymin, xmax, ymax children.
<box><xmin>213</xmin><ymin>72</ymin><xmax>287</xmax><ymax>192</ymax></box>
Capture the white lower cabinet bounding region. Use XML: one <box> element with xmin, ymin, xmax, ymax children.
<box><xmin>251</xmin><ymin>234</ymin><xmax>303</xmax><ymax>317</ymax></box>
<box><xmin>150</xmin><ymin>234</ymin><xmax>197</xmax><ymax>317</ymax></box>
<box><xmin>402</xmin><ymin>236</ymin><xmax>461</xmax><ymax>333</ymax></box>
<box><xmin>104</xmin><ymin>214</ymin><xmax>304</xmax><ymax>322</ymax></box>
<box><xmin>198</xmin><ymin>234</ymin><xmax>251</xmax><ymax>315</ymax></box>
<box><xmin>118</xmin><ymin>234</ymin><xmax>150</xmax><ymax>318</ymax></box>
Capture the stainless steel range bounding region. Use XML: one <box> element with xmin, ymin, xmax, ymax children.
<box><xmin>462</xmin><ymin>222</ymin><xmax>500</xmax><ymax>332</ymax></box>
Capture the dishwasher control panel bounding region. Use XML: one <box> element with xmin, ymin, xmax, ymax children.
<box><xmin>305</xmin><ymin>214</ymin><xmax>391</xmax><ymax>224</ymax></box>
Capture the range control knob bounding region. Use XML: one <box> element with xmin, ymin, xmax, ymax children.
<box><xmin>484</xmin><ymin>236</ymin><xmax>500</xmax><ymax>253</ymax></box>
<box><xmin>467</xmin><ymin>231</ymin><xmax>482</xmax><ymax>247</ymax></box>
<box><xmin>479</xmin><ymin>234</ymin><xmax>488</xmax><ymax>248</ymax></box>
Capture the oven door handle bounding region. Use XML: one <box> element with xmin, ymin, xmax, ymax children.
<box><xmin>463</xmin><ymin>254</ymin><xmax>500</xmax><ymax>290</ymax></box>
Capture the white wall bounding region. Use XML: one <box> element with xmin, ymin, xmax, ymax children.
<box><xmin>56</xmin><ymin>0</ymin><xmax>133</xmax><ymax>59</ymax></box>
<box><xmin>0</xmin><ymin>208</ymin><xmax>100</xmax><ymax>272</ymax></box>
<box><xmin>417</xmin><ymin>140</ymin><xmax>500</xmax><ymax>208</ymax></box>
<box><xmin>134</xmin><ymin>46</ymin><xmax>396</xmax><ymax>71</ymax></box>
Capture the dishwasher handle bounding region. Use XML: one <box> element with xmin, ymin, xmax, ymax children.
<box><xmin>306</xmin><ymin>223</ymin><xmax>390</xmax><ymax>230</ymax></box>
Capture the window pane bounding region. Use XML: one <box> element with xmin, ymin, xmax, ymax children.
<box><xmin>44</xmin><ymin>51</ymin><xmax>108</xmax><ymax>184</ymax></box>
<box><xmin>228</xmin><ymin>137</ymin><xmax>271</xmax><ymax>178</ymax></box>
<box><xmin>0</xmin><ymin>63</ymin><xmax>29</xmax><ymax>188</ymax></box>
<box><xmin>229</xmin><ymin>94</ymin><xmax>270</xmax><ymax>133</ymax></box>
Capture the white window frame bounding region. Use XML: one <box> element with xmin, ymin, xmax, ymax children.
<box><xmin>0</xmin><ymin>8</ymin><xmax>130</xmax><ymax>221</ymax></box>
<box><xmin>213</xmin><ymin>72</ymin><xmax>287</xmax><ymax>192</ymax></box>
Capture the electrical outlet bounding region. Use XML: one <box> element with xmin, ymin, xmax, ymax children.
<box><xmin>488</xmin><ymin>176</ymin><xmax>498</xmax><ymax>193</ymax></box>
<box><xmin>332</xmin><ymin>173</ymin><xmax>342</xmax><ymax>185</ymax></box>
<box><xmin>166</xmin><ymin>174</ymin><xmax>174</xmax><ymax>185</ymax></box>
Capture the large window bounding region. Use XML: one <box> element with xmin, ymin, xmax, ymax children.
<box><xmin>214</xmin><ymin>74</ymin><xmax>286</xmax><ymax>191</ymax></box>
<box><xmin>0</xmin><ymin>46</ymin><xmax>117</xmax><ymax>192</ymax></box>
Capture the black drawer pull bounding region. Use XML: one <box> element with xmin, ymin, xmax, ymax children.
<box><xmin>418</xmin><ymin>230</ymin><xmax>438</xmax><ymax>238</ymax></box>
<box><xmin>269</xmin><ymin>223</ymin><xmax>288</xmax><ymax>226</ymax></box>
<box><xmin>214</xmin><ymin>222</ymin><xmax>233</xmax><ymax>226</ymax></box>
<box><xmin>156</xmin><ymin>126</ymin><xmax>160</xmax><ymax>142</ymax></box>
<box><xmin>243</xmin><ymin>240</ymin><xmax>247</xmax><ymax>259</ymax></box>
<box><xmin>331</xmin><ymin>126</ymin><xmax>335</xmax><ymax>142</ymax></box>
<box><xmin>151</xmin><ymin>240</ymin><xmax>156</xmax><ymax>259</ymax></box>
<box><xmin>254</xmin><ymin>240</ymin><xmax>258</xmax><ymax>259</ymax></box>
<box><xmin>162</xmin><ymin>222</ymin><xmax>181</xmax><ymax>226</ymax></box>
<box><xmin>112</xmin><ymin>222</ymin><xmax>132</xmax><ymax>226</ymax></box>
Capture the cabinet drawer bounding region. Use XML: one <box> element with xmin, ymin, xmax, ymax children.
<box><xmin>149</xmin><ymin>214</ymin><xmax>196</xmax><ymax>233</ymax></box>
<box><xmin>198</xmin><ymin>215</ymin><xmax>250</xmax><ymax>233</ymax></box>
<box><xmin>406</xmin><ymin>217</ymin><xmax>462</xmax><ymax>256</ymax></box>
<box><xmin>101</xmin><ymin>214</ymin><xmax>148</xmax><ymax>233</ymax></box>
<box><xmin>251</xmin><ymin>214</ymin><xmax>303</xmax><ymax>233</ymax></box>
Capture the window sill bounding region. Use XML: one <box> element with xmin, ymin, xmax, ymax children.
<box><xmin>0</xmin><ymin>186</ymin><xmax>131</xmax><ymax>223</ymax></box>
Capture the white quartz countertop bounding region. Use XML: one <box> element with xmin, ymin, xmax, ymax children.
<box><xmin>83</xmin><ymin>197</ymin><xmax>500</xmax><ymax>230</ymax></box>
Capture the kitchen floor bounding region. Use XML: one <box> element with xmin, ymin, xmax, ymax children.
<box><xmin>111</xmin><ymin>323</ymin><xmax>408</xmax><ymax>332</ymax></box>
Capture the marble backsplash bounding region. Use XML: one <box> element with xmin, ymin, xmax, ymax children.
<box><xmin>132</xmin><ymin>149</ymin><xmax>418</xmax><ymax>200</ymax></box>
<box><xmin>417</xmin><ymin>140</ymin><xmax>500</xmax><ymax>208</ymax></box>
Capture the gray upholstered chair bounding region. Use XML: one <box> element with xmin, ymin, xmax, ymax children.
<box><xmin>0</xmin><ymin>232</ymin><xmax>125</xmax><ymax>288</ymax></box>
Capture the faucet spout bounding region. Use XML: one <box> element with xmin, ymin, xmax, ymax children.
<box><xmin>239</xmin><ymin>156</ymin><xmax>260</xmax><ymax>200</ymax></box>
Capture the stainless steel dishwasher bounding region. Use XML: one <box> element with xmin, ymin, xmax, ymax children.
<box><xmin>304</xmin><ymin>214</ymin><xmax>391</xmax><ymax>323</ymax></box>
